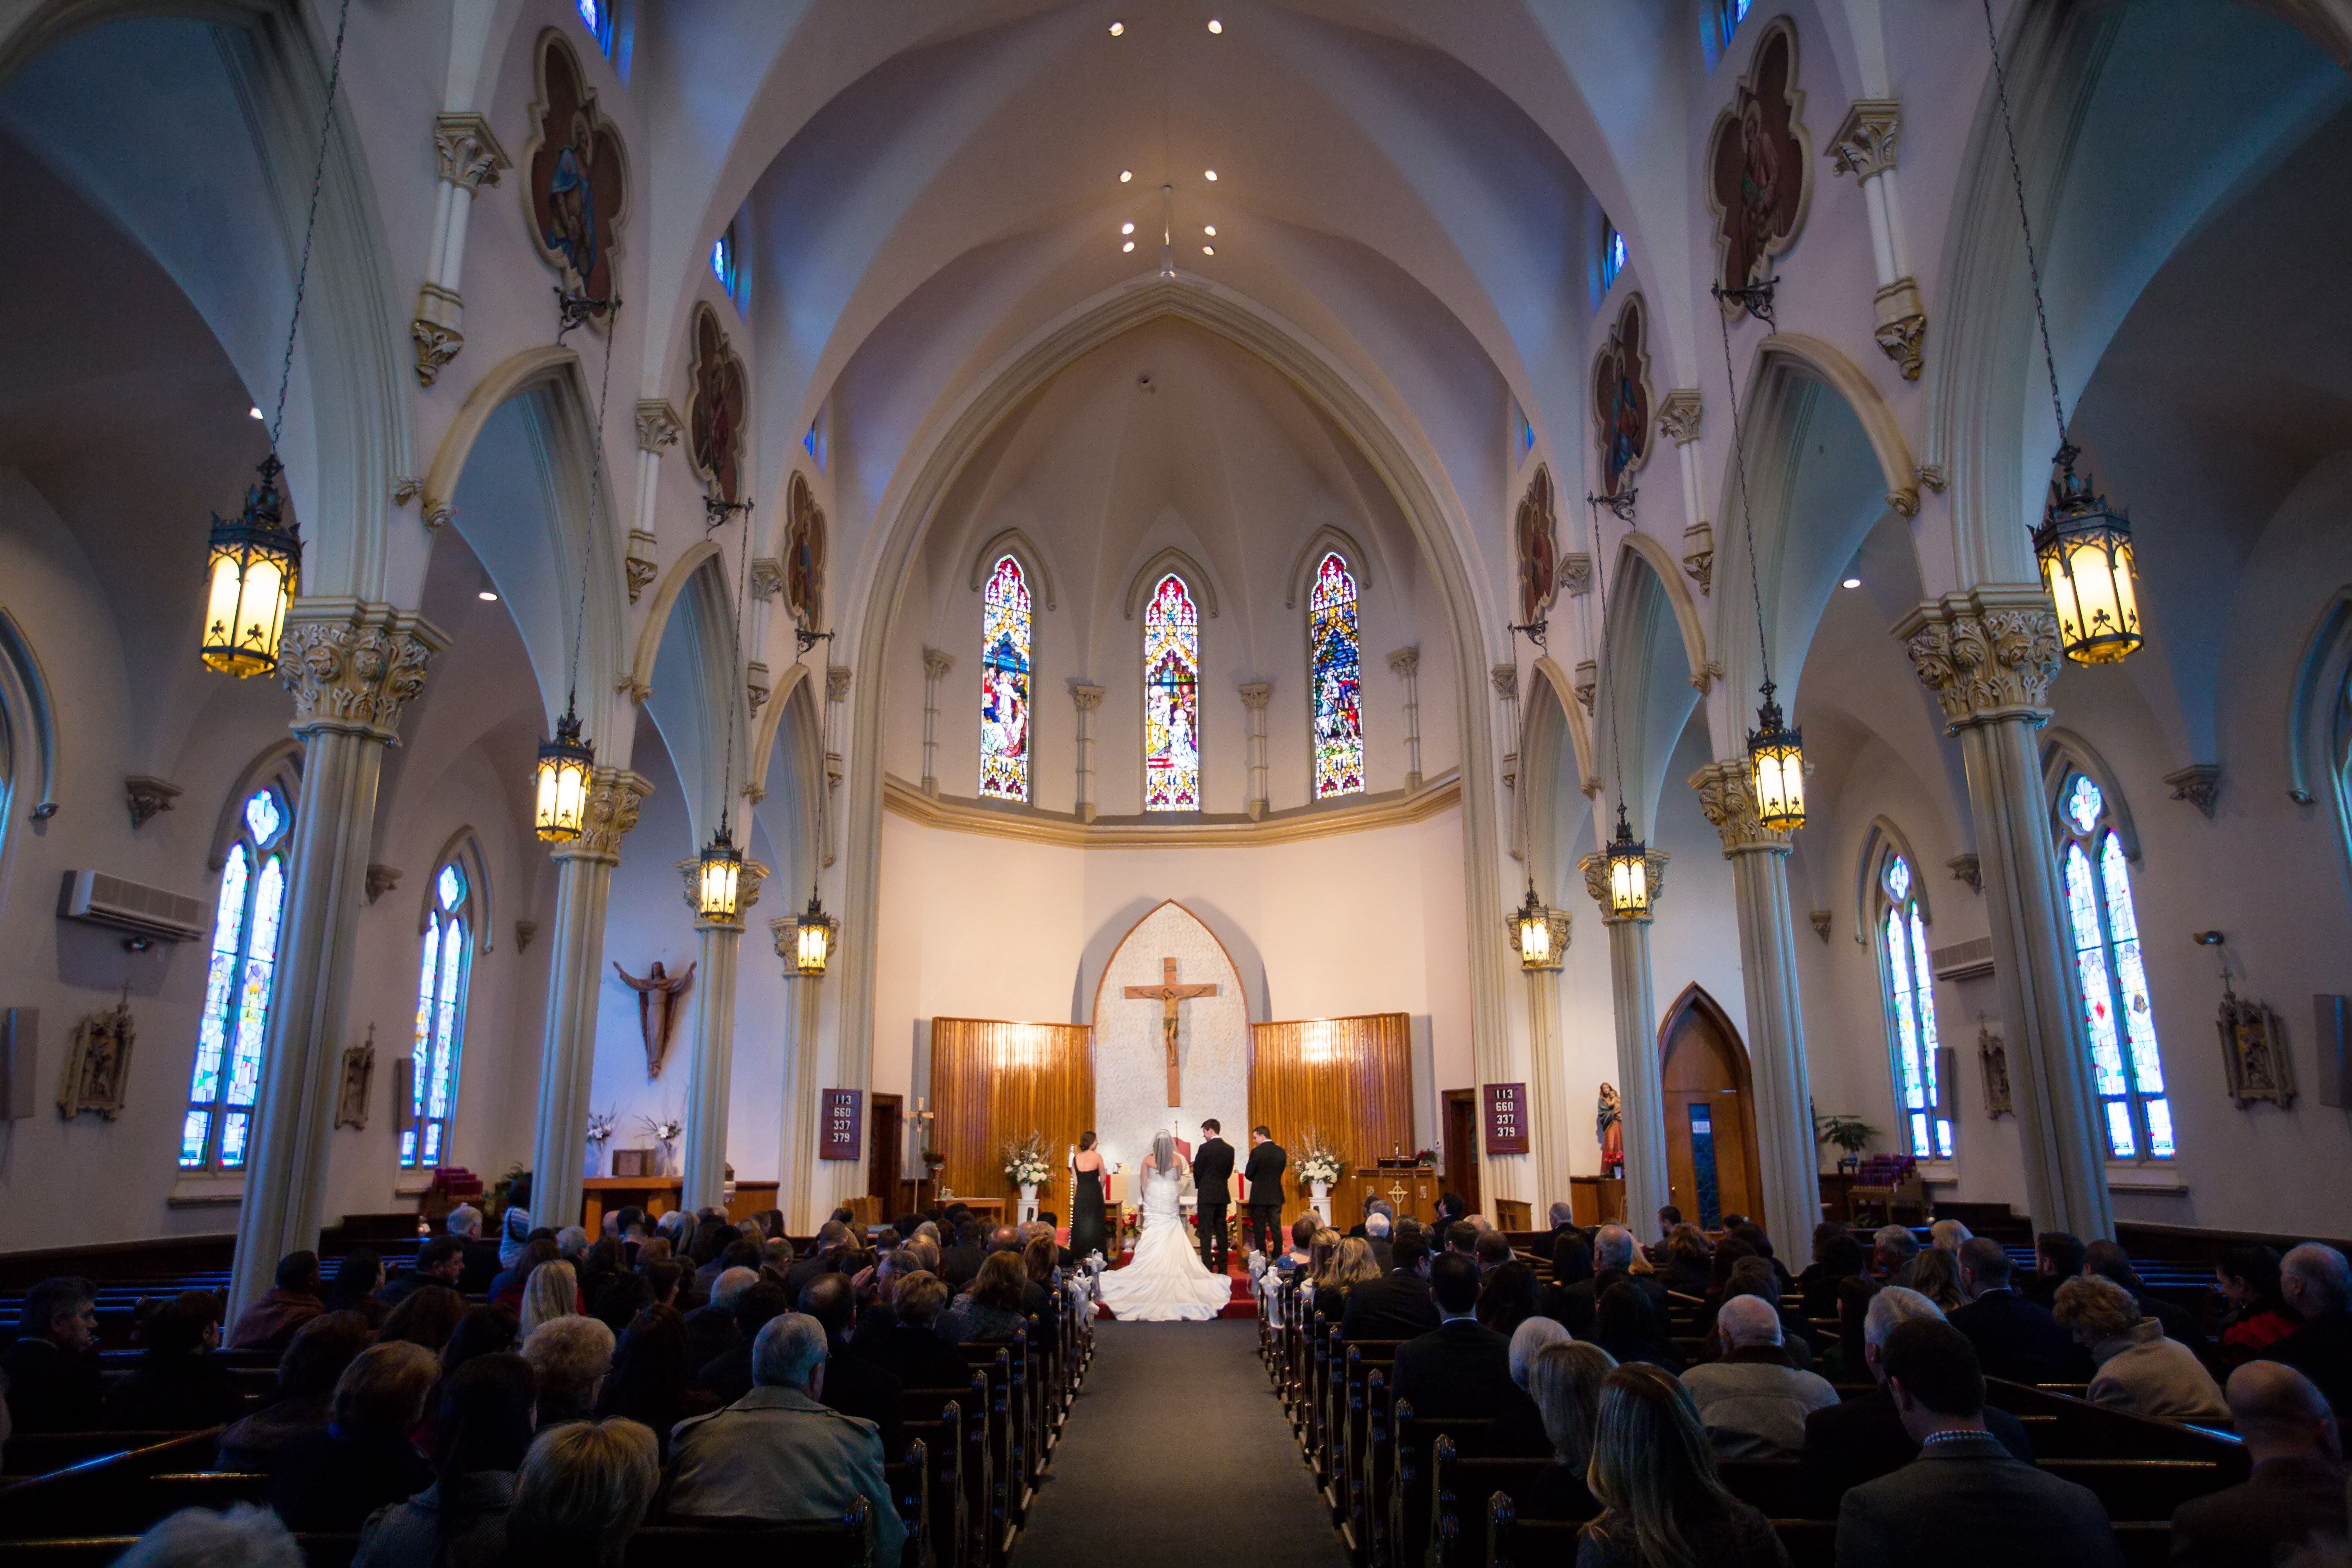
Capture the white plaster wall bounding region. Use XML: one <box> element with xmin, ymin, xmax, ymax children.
<box><xmin>1092</xmin><ymin>902</ymin><xmax>1249</xmax><ymax>1177</ymax></box>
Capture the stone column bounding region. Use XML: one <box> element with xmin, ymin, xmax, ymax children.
<box><xmin>1895</xmin><ymin>588</ymin><xmax>2112</xmax><ymax>1237</ymax></box>
<box><xmin>823</xmin><ymin>666</ymin><xmax>850</xmax><ymax>866</ymax></box>
<box><xmin>1494</xmin><ymin>663</ymin><xmax>1523</xmax><ymax>857</ymax></box>
<box><xmin>1240</xmin><ymin>682</ymin><xmax>1273</xmax><ymax>818</ymax></box>
<box><xmin>1690</xmin><ymin>759</ymin><xmax>1821</xmax><ymax>1243</ymax></box>
<box><xmin>230</xmin><ymin>601</ymin><xmax>448</xmax><ymax>1320</ymax></box>
<box><xmin>625</xmin><ymin>403</ymin><xmax>680</xmax><ymax>606</ymax></box>
<box><xmin>528</xmin><ymin>767</ymin><xmax>651</xmax><ymax>1232</ymax></box>
<box><xmin>1070</xmin><ymin>683</ymin><xmax>1104</xmax><ymax>822</ymax></box>
<box><xmin>410</xmin><ymin>114</ymin><xmax>510</xmax><ymax>385</ymax></box>
<box><xmin>920</xmin><ymin>650</ymin><xmax>952</xmax><ymax>797</ymax></box>
<box><xmin>768</xmin><ymin>915</ymin><xmax>826</xmax><ymax>1229</ymax></box>
<box><xmin>1829</xmin><ymin>100</ymin><xmax>1927</xmax><ymax>381</ymax></box>
<box><xmin>1580</xmin><ymin>844</ymin><xmax>1672</xmax><ymax>1235</ymax></box>
<box><xmin>1388</xmin><ymin>647</ymin><xmax>1423</xmax><ymax>792</ymax></box>
<box><xmin>675</xmin><ymin>857</ymin><xmax>766</xmax><ymax>1214</ymax></box>
<box><xmin>1656</xmin><ymin>392</ymin><xmax>1713</xmax><ymax>596</ymax></box>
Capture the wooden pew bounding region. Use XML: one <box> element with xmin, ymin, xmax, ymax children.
<box><xmin>904</xmin><ymin>1382</ymin><xmax>992</xmax><ymax>1568</ymax></box>
<box><xmin>886</xmin><ymin>1439</ymin><xmax>932</xmax><ymax>1568</ymax></box>
<box><xmin>1384</xmin><ymin>1405</ymin><xmax>1504</xmax><ymax>1568</ymax></box>
<box><xmin>2</xmin><ymin>1429</ymin><xmax>219</xmax><ymax>1480</ymax></box>
<box><xmin>1428</xmin><ymin>1447</ymin><xmax>1550</xmax><ymax>1568</ymax></box>
<box><xmin>902</xmin><ymin>1400</ymin><xmax>970</xmax><ymax>1568</ymax></box>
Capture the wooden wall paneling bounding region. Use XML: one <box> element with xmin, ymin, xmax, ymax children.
<box><xmin>927</xmin><ymin>1018</ymin><xmax>1096</xmax><ymax>1219</ymax></box>
<box><xmin>1248</xmin><ymin>1013</ymin><xmax>1414</xmax><ymax>1233</ymax></box>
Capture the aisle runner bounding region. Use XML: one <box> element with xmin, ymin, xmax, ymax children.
<box><xmin>1091</xmin><ymin>1248</ymin><xmax>1256</xmax><ymax>1320</ymax></box>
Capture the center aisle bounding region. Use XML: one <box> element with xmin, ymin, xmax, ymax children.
<box><xmin>1016</xmin><ymin>1319</ymin><xmax>1348</xmax><ymax>1567</ymax></box>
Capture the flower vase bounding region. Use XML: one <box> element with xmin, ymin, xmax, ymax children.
<box><xmin>1019</xmin><ymin>1182</ymin><xmax>1039</xmax><ymax>1224</ymax></box>
<box><xmin>655</xmin><ymin>1141</ymin><xmax>675</xmax><ymax>1178</ymax></box>
<box><xmin>585</xmin><ymin>1142</ymin><xmax>604</xmax><ymax>1179</ymax></box>
<box><xmin>1311</xmin><ymin>1179</ymin><xmax>1332</xmax><ymax>1226</ymax></box>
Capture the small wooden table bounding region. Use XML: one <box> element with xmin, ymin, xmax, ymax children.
<box><xmin>937</xmin><ymin>1197</ymin><xmax>1006</xmax><ymax>1220</ymax></box>
<box><xmin>579</xmin><ymin>1177</ymin><xmax>780</xmax><ymax>1232</ymax></box>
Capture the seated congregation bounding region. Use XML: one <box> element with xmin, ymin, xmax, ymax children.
<box><xmin>0</xmin><ymin>1200</ymin><xmax>1091</xmax><ymax>1568</ymax></box>
<box><xmin>1263</xmin><ymin>1202</ymin><xmax>2352</xmax><ymax>1568</ymax></box>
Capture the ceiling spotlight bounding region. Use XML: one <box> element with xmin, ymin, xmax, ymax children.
<box><xmin>1202</xmin><ymin>245</ymin><xmax>1215</xmax><ymax>256</ymax></box>
<box><xmin>1207</xmin><ymin>18</ymin><xmax>1223</xmax><ymax>32</ymax></box>
<box><xmin>1203</xmin><ymin>225</ymin><xmax>1217</xmax><ymax>236</ymax></box>
<box><xmin>1120</xmin><ymin>169</ymin><xmax>1133</xmax><ymax>183</ymax></box>
<box><xmin>248</xmin><ymin>406</ymin><xmax>264</xmax><ymax>421</ymax></box>
<box><xmin>1842</xmin><ymin>577</ymin><xmax>1862</xmax><ymax>589</ymax></box>
<box><xmin>1109</xmin><ymin>20</ymin><xmax>1124</xmax><ymax>34</ymax></box>
<box><xmin>1123</xmin><ymin>240</ymin><xmax>1136</xmax><ymax>252</ymax></box>
<box><xmin>1122</xmin><ymin>222</ymin><xmax>1135</xmax><ymax>235</ymax></box>
<box><xmin>1204</xmin><ymin>169</ymin><xmax>1218</xmax><ymax>181</ymax></box>
<box><xmin>477</xmin><ymin>570</ymin><xmax>500</xmax><ymax>603</ymax></box>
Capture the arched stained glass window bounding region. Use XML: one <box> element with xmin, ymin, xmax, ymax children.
<box><xmin>980</xmin><ymin>555</ymin><xmax>1033</xmax><ymax>802</ymax></box>
<box><xmin>404</xmin><ymin>861</ymin><xmax>474</xmax><ymax>1169</ymax></box>
<box><xmin>1876</xmin><ymin>852</ymin><xmax>1950</xmax><ymax>1160</ymax></box>
<box><xmin>181</xmin><ymin>787</ymin><xmax>291</xmax><ymax>1171</ymax></box>
<box><xmin>1308</xmin><ymin>552</ymin><xmax>1363</xmax><ymax>799</ymax></box>
<box><xmin>1143</xmin><ymin>572</ymin><xmax>1200</xmax><ymax>811</ymax></box>
<box><xmin>578</xmin><ymin>0</ymin><xmax>614</xmax><ymax>53</ymax></box>
<box><xmin>2056</xmin><ymin>773</ymin><xmax>2172</xmax><ymax>1159</ymax></box>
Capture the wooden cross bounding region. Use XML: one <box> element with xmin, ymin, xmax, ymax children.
<box><xmin>1125</xmin><ymin>956</ymin><xmax>1218</xmax><ymax>1105</ymax></box>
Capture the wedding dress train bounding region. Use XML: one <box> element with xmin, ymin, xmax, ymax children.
<box><xmin>1094</xmin><ymin>1164</ymin><xmax>1233</xmax><ymax>1322</ymax></box>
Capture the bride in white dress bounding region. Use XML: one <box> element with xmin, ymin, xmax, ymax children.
<box><xmin>1094</xmin><ymin>1132</ymin><xmax>1235</xmax><ymax>1322</ymax></box>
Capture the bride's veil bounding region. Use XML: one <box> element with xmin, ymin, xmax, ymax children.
<box><xmin>1150</xmin><ymin>1131</ymin><xmax>1178</xmax><ymax>1176</ymax></box>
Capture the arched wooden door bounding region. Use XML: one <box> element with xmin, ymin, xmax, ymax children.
<box><xmin>1659</xmin><ymin>984</ymin><xmax>1764</xmax><ymax>1233</ymax></box>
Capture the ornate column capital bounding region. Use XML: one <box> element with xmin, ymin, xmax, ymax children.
<box><xmin>277</xmin><ymin>600</ymin><xmax>450</xmax><ymax>743</ymax></box>
<box><xmin>1579</xmin><ymin>846</ymin><xmax>1671</xmax><ymax>924</ymax></box>
<box><xmin>825</xmin><ymin>665</ymin><xmax>854</xmax><ymax>704</ymax></box>
<box><xmin>557</xmin><ymin>768</ymin><xmax>653</xmax><ymax>865</ymax></box>
<box><xmin>1070</xmin><ymin>682</ymin><xmax>1106</xmax><ymax>714</ymax></box>
<box><xmin>1490</xmin><ymin>663</ymin><xmax>1518</xmax><ymax>702</ymax></box>
<box><xmin>635</xmin><ymin>400</ymin><xmax>683</xmax><ymax>453</ymax></box>
<box><xmin>1238</xmin><ymin>681</ymin><xmax>1273</xmax><ymax>710</ymax></box>
<box><xmin>1655</xmin><ymin>389</ymin><xmax>1704</xmax><ymax>444</ymax></box>
<box><xmin>1893</xmin><ymin>586</ymin><xmax>2062</xmax><ymax>731</ymax></box>
<box><xmin>921</xmin><ymin>648</ymin><xmax>955</xmax><ymax>681</ymax></box>
<box><xmin>677</xmin><ymin>856</ymin><xmax>768</xmax><ymax>931</ymax></box>
<box><xmin>1386</xmin><ymin>646</ymin><xmax>1421</xmax><ymax>680</ymax></box>
<box><xmin>749</xmin><ymin>559</ymin><xmax>783</xmax><ymax>601</ymax></box>
<box><xmin>1562</xmin><ymin>553</ymin><xmax>1593</xmax><ymax>597</ymax></box>
<box><xmin>433</xmin><ymin>112</ymin><xmax>510</xmax><ymax>192</ymax></box>
<box><xmin>1688</xmin><ymin>757</ymin><xmax>1792</xmax><ymax>855</ymax></box>
<box><xmin>1828</xmin><ymin>100</ymin><xmax>1902</xmax><ymax>180</ymax></box>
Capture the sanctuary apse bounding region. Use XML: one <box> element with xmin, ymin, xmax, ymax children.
<box><xmin>0</xmin><ymin>0</ymin><xmax>2349</xmax><ymax>1321</ymax></box>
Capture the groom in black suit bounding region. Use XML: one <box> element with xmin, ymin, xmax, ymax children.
<box><xmin>1244</xmin><ymin>1126</ymin><xmax>1287</xmax><ymax>1256</ymax></box>
<box><xmin>1192</xmin><ymin>1121</ymin><xmax>1235</xmax><ymax>1274</ymax></box>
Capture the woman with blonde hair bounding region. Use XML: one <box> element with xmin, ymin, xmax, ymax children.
<box><xmin>1908</xmin><ymin>1248</ymin><xmax>1966</xmax><ymax>1313</ymax></box>
<box><xmin>504</xmin><ymin>1418</ymin><xmax>660</xmax><ymax>1568</ymax></box>
<box><xmin>1518</xmin><ymin>1339</ymin><xmax>1616</xmax><ymax>1521</ymax></box>
<box><xmin>2054</xmin><ymin>1274</ymin><xmax>2226</xmax><ymax>1422</ymax></box>
<box><xmin>1579</xmin><ymin>1363</ymin><xmax>1788</xmax><ymax>1567</ymax></box>
<box><xmin>519</xmin><ymin>1260</ymin><xmax>580</xmax><ymax>1339</ymax></box>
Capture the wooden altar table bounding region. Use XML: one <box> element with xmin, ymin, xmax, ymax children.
<box><xmin>579</xmin><ymin>1177</ymin><xmax>779</xmax><ymax>1232</ymax></box>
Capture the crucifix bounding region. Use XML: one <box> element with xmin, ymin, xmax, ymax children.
<box><xmin>1125</xmin><ymin>956</ymin><xmax>1218</xmax><ymax>1105</ymax></box>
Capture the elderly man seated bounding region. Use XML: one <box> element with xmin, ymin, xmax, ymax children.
<box><xmin>1679</xmin><ymin>1294</ymin><xmax>1840</xmax><ymax>1457</ymax></box>
<box><xmin>666</xmin><ymin>1312</ymin><xmax>906</xmax><ymax>1566</ymax></box>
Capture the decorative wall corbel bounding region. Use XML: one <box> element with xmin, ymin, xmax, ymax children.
<box><xmin>412</xmin><ymin>113</ymin><xmax>510</xmax><ymax>385</ymax></box>
<box><xmin>1827</xmin><ymin>100</ymin><xmax>1927</xmax><ymax>380</ymax></box>
<box><xmin>2165</xmin><ymin>764</ymin><xmax>2221</xmax><ymax>818</ymax></box>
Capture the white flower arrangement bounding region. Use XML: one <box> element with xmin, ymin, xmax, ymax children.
<box><xmin>585</xmin><ymin>1109</ymin><xmax>617</xmax><ymax>1145</ymax></box>
<box><xmin>641</xmin><ymin>1113</ymin><xmax>683</xmax><ymax>1146</ymax></box>
<box><xmin>1002</xmin><ymin>1132</ymin><xmax>1052</xmax><ymax>1188</ymax></box>
<box><xmin>1297</xmin><ymin>1131</ymin><xmax>1346</xmax><ymax>1186</ymax></box>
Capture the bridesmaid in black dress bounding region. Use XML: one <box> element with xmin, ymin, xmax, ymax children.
<box><xmin>1070</xmin><ymin>1132</ymin><xmax>1109</xmax><ymax>1260</ymax></box>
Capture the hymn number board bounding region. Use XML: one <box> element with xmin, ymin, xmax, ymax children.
<box><xmin>1483</xmin><ymin>1082</ymin><xmax>1529</xmax><ymax>1155</ymax></box>
<box><xmin>820</xmin><ymin>1088</ymin><xmax>862</xmax><ymax>1161</ymax></box>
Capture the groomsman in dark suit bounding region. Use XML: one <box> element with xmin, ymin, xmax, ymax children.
<box><xmin>1244</xmin><ymin>1126</ymin><xmax>1288</xmax><ymax>1256</ymax></box>
<box><xmin>1192</xmin><ymin>1121</ymin><xmax>1236</xmax><ymax>1274</ymax></box>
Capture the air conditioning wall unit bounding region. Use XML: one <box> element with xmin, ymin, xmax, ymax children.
<box><xmin>59</xmin><ymin>870</ymin><xmax>209</xmax><ymax>944</ymax></box>
<box><xmin>1931</xmin><ymin>936</ymin><xmax>1995</xmax><ymax>982</ymax></box>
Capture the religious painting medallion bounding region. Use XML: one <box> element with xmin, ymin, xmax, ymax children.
<box><xmin>1706</xmin><ymin>18</ymin><xmax>1811</xmax><ymax>315</ymax></box>
<box><xmin>686</xmin><ymin>303</ymin><xmax>748</xmax><ymax>508</ymax></box>
<box><xmin>522</xmin><ymin>30</ymin><xmax>627</xmax><ymax>319</ymax></box>
<box><xmin>58</xmin><ymin>1002</ymin><xmax>133</xmax><ymax>1120</ymax></box>
<box><xmin>1591</xmin><ymin>294</ymin><xmax>1654</xmax><ymax>506</ymax></box>
<box><xmin>1515</xmin><ymin>465</ymin><xmax>1559</xmax><ymax>628</ymax></box>
<box><xmin>784</xmin><ymin>472</ymin><xmax>826</xmax><ymax>633</ymax></box>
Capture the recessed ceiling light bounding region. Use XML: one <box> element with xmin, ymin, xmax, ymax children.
<box><xmin>1122</xmin><ymin>222</ymin><xmax>1135</xmax><ymax>235</ymax></box>
<box><xmin>1842</xmin><ymin>577</ymin><xmax>1862</xmax><ymax>589</ymax></box>
<box><xmin>1123</xmin><ymin>240</ymin><xmax>1136</xmax><ymax>252</ymax></box>
<box><xmin>1204</xmin><ymin>169</ymin><xmax>1218</xmax><ymax>181</ymax></box>
<box><xmin>248</xmin><ymin>406</ymin><xmax>264</xmax><ymax>421</ymax></box>
<box><xmin>477</xmin><ymin>570</ymin><xmax>500</xmax><ymax>603</ymax></box>
<box><xmin>1203</xmin><ymin>225</ymin><xmax>1216</xmax><ymax>237</ymax></box>
<box><xmin>1120</xmin><ymin>169</ymin><xmax>1133</xmax><ymax>183</ymax></box>
<box><xmin>1202</xmin><ymin>245</ymin><xmax>1215</xmax><ymax>256</ymax></box>
<box><xmin>1109</xmin><ymin>20</ymin><xmax>1124</xmax><ymax>35</ymax></box>
<box><xmin>1207</xmin><ymin>18</ymin><xmax>1223</xmax><ymax>32</ymax></box>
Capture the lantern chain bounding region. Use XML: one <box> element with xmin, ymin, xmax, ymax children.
<box><xmin>1586</xmin><ymin>494</ymin><xmax>1634</xmax><ymax>839</ymax></box>
<box><xmin>267</xmin><ymin>0</ymin><xmax>354</xmax><ymax>454</ymax></box>
<box><xmin>564</xmin><ymin>298</ymin><xmax>620</xmax><ymax>719</ymax></box>
<box><xmin>1715</xmin><ymin>303</ymin><xmax>1777</xmax><ymax>697</ymax></box>
<box><xmin>1980</xmin><ymin>0</ymin><xmax>2074</xmax><ymax>466</ymax></box>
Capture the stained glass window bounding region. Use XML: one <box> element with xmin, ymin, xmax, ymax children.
<box><xmin>181</xmin><ymin>786</ymin><xmax>290</xmax><ymax>1172</ymax></box>
<box><xmin>1877</xmin><ymin>852</ymin><xmax>1950</xmax><ymax>1160</ymax></box>
<box><xmin>405</xmin><ymin>860</ymin><xmax>474</xmax><ymax>1169</ymax></box>
<box><xmin>2057</xmin><ymin>773</ymin><xmax>2172</xmax><ymax>1158</ymax></box>
<box><xmin>710</xmin><ymin>225</ymin><xmax>738</xmax><ymax>301</ymax></box>
<box><xmin>1717</xmin><ymin>0</ymin><xmax>1753</xmax><ymax>47</ymax></box>
<box><xmin>980</xmin><ymin>555</ymin><xmax>1033</xmax><ymax>802</ymax></box>
<box><xmin>578</xmin><ymin>0</ymin><xmax>613</xmax><ymax>53</ymax></box>
<box><xmin>1308</xmin><ymin>553</ymin><xmax>1364</xmax><ymax>799</ymax></box>
<box><xmin>1601</xmin><ymin>219</ymin><xmax>1627</xmax><ymax>293</ymax></box>
<box><xmin>1144</xmin><ymin>572</ymin><xmax>1200</xmax><ymax>811</ymax></box>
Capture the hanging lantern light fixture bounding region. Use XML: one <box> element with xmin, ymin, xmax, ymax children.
<box><xmin>200</xmin><ymin>457</ymin><xmax>301</xmax><ymax>677</ymax></box>
<box><xmin>533</xmin><ymin>702</ymin><xmax>595</xmax><ymax>842</ymax></box>
<box><xmin>791</xmin><ymin>887</ymin><xmax>839</xmax><ymax>977</ymax></box>
<box><xmin>1512</xmin><ymin>881</ymin><xmax>1569</xmax><ymax>972</ymax></box>
<box><xmin>196</xmin><ymin>0</ymin><xmax>349</xmax><ymax>677</ymax></box>
<box><xmin>1746</xmin><ymin>680</ymin><xmax>1806</xmax><ymax>833</ymax></box>
<box><xmin>1604</xmin><ymin>804</ymin><xmax>1651</xmax><ymax>921</ymax></box>
<box><xmin>695</xmin><ymin>820</ymin><xmax>746</xmax><ymax>921</ymax></box>
<box><xmin>1982</xmin><ymin>0</ymin><xmax>2145</xmax><ymax>667</ymax></box>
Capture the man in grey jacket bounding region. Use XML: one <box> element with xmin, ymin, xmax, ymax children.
<box><xmin>666</xmin><ymin>1313</ymin><xmax>906</xmax><ymax>1565</ymax></box>
<box><xmin>1681</xmin><ymin>1294</ymin><xmax>1839</xmax><ymax>1457</ymax></box>
<box><xmin>1835</xmin><ymin>1318</ymin><xmax>2121</xmax><ymax>1568</ymax></box>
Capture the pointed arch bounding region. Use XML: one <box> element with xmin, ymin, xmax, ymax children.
<box><xmin>418</xmin><ymin>826</ymin><xmax>494</xmax><ymax>955</ymax></box>
<box><xmin>1122</xmin><ymin>547</ymin><xmax>1221</xmax><ymax>620</ymax></box>
<box><xmin>1854</xmin><ymin>815</ymin><xmax>1935</xmax><ymax>945</ymax></box>
<box><xmin>628</xmin><ymin>539</ymin><xmax>724</xmax><ymax>706</ymax></box>
<box><xmin>1617</xmin><ymin>530</ymin><xmax>1709</xmax><ymax>694</ymax></box>
<box><xmin>2039</xmin><ymin>726</ymin><xmax>2143</xmax><ymax>860</ymax></box>
<box><xmin>1754</xmin><ymin>334</ymin><xmax>1918</xmax><ymax>511</ymax></box>
<box><xmin>209</xmin><ymin>740</ymin><xmax>303</xmax><ymax>873</ymax></box>
<box><xmin>967</xmin><ymin>528</ymin><xmax>1060</xmax><ymax>611</ymax></box>
<box><xmin>1530</xmin><ymin>655</ymin><xmax>1598</xmax><ymax>803</ymax></box>
<box><xmin>1284</xmin><ymin>525</ymin><xmax>1374</xmax><ymax>610</ymax></box>
<box><xmin>0</xmin><ymin>606</ymin><xmax>59</xmax><ymax>822</ymax></box>
<box><xmin>744</xmin><ymin>659</ymin><xmax>815</xmax><ymax>799</ymax></box>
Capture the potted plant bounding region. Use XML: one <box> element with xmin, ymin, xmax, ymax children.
<box><xmin>1813</xmin><ymin>1114</ymin><xmax>1877</xmax><ymax>1173</ymax></box>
